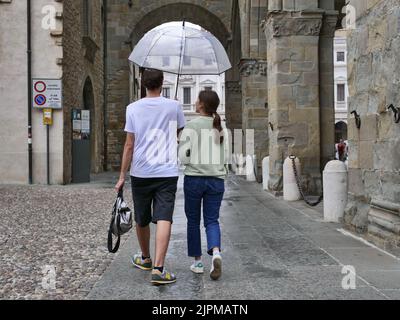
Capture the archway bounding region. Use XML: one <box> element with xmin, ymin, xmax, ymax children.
<box><xmin>106</xmin><ymin>1</ymin><xmax>242</xmax><ymax>170</ymax></box>
<box><xmin>335</xmin><ymin>121</ymin><xmax>348</xmax><ymax>143</ymax></box>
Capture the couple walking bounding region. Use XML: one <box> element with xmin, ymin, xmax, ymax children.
<box><xmin>115</xmin><ymin>69</ymin><xmax>229</xmax><ymax>286</ymax></box>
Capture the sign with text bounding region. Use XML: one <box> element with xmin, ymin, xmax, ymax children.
<box><xmin>72</xmin><ymin>109</ymin><xmax>90</xmax><ymax>140</ymax></box>
<box><xmin>33</xmin><ymin>79</ymin><xmax>62</xmax><ymax>109</ymax></box>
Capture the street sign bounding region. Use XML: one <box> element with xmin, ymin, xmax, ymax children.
<box><xmin>32</xmin><ymin>79</ymin><xmax>62</xmax><ymax>109</ymax></box>
<box><xmin>35</xmin><ymin>94</ymin><xmax>47</xmax><ymax>106</ymax></box>
<box><xmin>43</xmin><ymin>109</ymin><xmax>53</xmax><ymax>126</ymax></box>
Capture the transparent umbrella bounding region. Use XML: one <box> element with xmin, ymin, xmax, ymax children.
<box><xmin>129</xmin><ymin>22</ymin><xmax>232</xmax><ymax>99</ymax></box>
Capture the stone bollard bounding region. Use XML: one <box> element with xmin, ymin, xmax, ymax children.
<box><xmin>246</xmin><ymin>155</ymin><xmax>257</xmax><ymax>182</ymax></box>
<box><xmin>283</xmin><ymin>156</ymin><xmax>301</xmax><ymax>201</ymax></box>
<box><xmin>323</xmin><ymin>160</ymin><xmax>348</xmax><ymax>222</ymax></box>
<box><xmin>262</xmin><ymin>157</ymin><xmax>270</xmax><ymax>191</ymax></box>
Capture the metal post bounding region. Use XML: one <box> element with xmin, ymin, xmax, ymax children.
<box><xmin>47</xmin><ymin>124</ymin><xmax>50</xmax><ymax>185</ymax></box>
<box><xmin>27</xmin><ymin>0</ymin><xmax>33</xmax><ymax>184</ymax></box>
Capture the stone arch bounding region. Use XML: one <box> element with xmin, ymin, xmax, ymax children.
<box><xmin>335</xmin><ymin>121</ymin><xmax>348</xmax><ymax>142</ymax></box>
<box><xmin>128</xmin><ymin>3</ymin><xmax>231</xmax><ymax>48</ymax></box>
<box><xmin>106</xmin><ymin>1</ymin><xmax>242</xmax><ymax>170</ymax></box>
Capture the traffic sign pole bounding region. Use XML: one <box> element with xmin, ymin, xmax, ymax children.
<box><xmin>43</xmin><ymin>109</ymin><xmax>53</xmax><ymax>185</ymax></box>
<box><xmin>47</xmin><ymin>124</ymin><xmax>50</xmax><ymax>185</ymax></box>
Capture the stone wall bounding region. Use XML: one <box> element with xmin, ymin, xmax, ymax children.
<box><xmin>238</xmin><ymin>1</ymin><xmax>269</xmax><ymax>179</ymax></box>
<box><xmin>63</xmin><ymin>0</ymin><xmax>105</xmax><ymax>182</ymax></box>
<box><xmin>345</xmin><ymin>0</ymin><xmax>400</xmax><ymax>249</ymax></box>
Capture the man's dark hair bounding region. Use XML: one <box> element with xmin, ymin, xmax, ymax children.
<box><xmin>142</xmin><ymin>68</ymin><xmax>164</xmax><ymax>91</ymax></box>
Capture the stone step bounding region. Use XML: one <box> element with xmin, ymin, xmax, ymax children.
<box><xmin>368</xmin><ymin>205</ymin><xmax>400</xmax><ymax>236</ymax></box>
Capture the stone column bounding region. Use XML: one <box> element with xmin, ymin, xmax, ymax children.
<box><xmin>225</xmin><ymin>81</ymin><xmax>242</xmax><ymax>131</ymax></box>
<box><xmin>239</xmin><ymin>59</ymin><xmax>269</xmax><ymax>180</ymax></box>
<box><xmin>319</xmin><ymin>12</ymin><xmax>338</xmax><ymax>170</ymax></box>
<box><xmin>265</xmin><ymin>10</ymin><xmax>323</xmax><ymax>193</ymax></box>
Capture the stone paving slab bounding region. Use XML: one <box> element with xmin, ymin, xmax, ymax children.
<box><xmin>88</xmin><ymin>175</ymin><xmax>400</xmax><ymax>300</ymax></box>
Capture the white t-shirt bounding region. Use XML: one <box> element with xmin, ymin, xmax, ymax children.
<box><xmin>124</xmin><ymin>96</ymin><xmax>186</xmax><ymax>178</ymax></box>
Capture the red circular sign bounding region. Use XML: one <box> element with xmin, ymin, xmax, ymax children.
<box><xmin>35</xmin><ymin>94</ymin><xmax>47</xmax><ymax>106</ymax></box>
<box><xmin>34</xmin><ymin>81</ymin><xmax>46</xmax><ymax>93</ymax></box>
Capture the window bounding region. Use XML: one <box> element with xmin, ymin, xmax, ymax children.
<box><xmin>337</xmin><ymin>52</ymin><xmax>345</xmax><ymax>62</ymax></box>
<box><xmin>183</xmin><ymin>87</ymin><xmax>191</xmax><ymax>105</ymax></box>
<box><xmin>204</xmin><ymin>86</ymin><xmax>213</xmax><ymax>91</ymax></box>
<box><xmin>183</xmin><ymin>56</ymin><xmax>191</xmax><ymax>66</ymax></box>
<box><xmin>162</xmin><ymin>87</ymin><xmax>170</xmax><ymax>99</ymax></box>
<box><xmin>83</xmin><ymin>0</ymin><xmax>93</xmax><ymax>37</ymax></box>
<box><xmin>162</xmin><ymin>57</ymin><xmax>170</xmax><ymax>67</ymax></box>
<box><xmin>337</xmin><ymin>84</ymin><xmax>345</xmax><ymax>102</ymax></box>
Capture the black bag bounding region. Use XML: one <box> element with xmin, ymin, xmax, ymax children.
<box><xmin>107</xmin><ymin>189</ymin><xmax>133</xmax><ymax>253</ymax></box>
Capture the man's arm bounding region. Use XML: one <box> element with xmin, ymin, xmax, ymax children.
<box><xmin>114</xmin><ymin>133</ymin><xmax>135</xmax><ymax>192</ymax></box>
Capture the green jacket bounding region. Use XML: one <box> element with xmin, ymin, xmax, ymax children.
<box><xmin>178</xmin><ymin>116</ymin><xmax>230</xmax><ymax>179</ymax></box>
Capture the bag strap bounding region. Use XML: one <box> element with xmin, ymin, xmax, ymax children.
<box><xmin>108</xmin><ymin>217</ymin><xmax>121</xmax><ymax>253</ymax></box>
<box><xmin>107</xmin><ymin>188</ymin><xmax>125</xmax><ymax>253</ymax></box>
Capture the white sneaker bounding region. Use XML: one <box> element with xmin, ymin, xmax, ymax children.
<box><xmin>190</xmin><ymin>261</ymin><xmax>204</xmax><ymax>274</ymax></box>
<box><xmin>210</xmin><ymin>254</ymin><xmax>222</xmax><ymax>280</ymax></box>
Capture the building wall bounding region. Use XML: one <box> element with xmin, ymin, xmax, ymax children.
<box><xmin>345</xmin><ymin>0</ymin><xmax>400</xmax><ymax>249</ymax></box>
<box><xmin>0</xmin><ymin>0</ymin><xmax>63</xmax><ymax>184</ymax></box>
<box><xmin>0</xmin><ymin>0</ymin><xmax>104</xmax><ymax>185</ymax></box>
<box><xmin>163</xmin><ymin>73</ymin><xmax>226</xmax><ymax>122</ymax></box>
<box><xmin>334</xmin><ymin>30</ymin><xmax>349</xmax><ymax>125</ymax></box>
<box><xmin>62</xmin><ymin>0</ymin><xmax>105</xmax><ymax>183</ymax></box>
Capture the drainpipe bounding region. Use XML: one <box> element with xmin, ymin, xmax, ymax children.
<box><xmin>103</xmin><ymin>0</ymin><xmax>108</xmax><ymax>171</ymax></box>
<box><xmin>27</xmin><ymin>0</ymin><xmax>33</xmax><ymax>184</ymax></box>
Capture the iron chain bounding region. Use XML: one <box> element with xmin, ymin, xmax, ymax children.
<box><xmin>290</xmin><ymin>156</ymin><xmax>323</xmax><ymax>207</ymax></box>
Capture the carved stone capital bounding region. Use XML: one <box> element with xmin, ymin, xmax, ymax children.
<box><xmin>264</xmin><ymin>11</ymin><xmax>324</xmax><ymax>39</ymax></box>
<box><xmin>225</xmin><ymin>81</ymin><xmax>242</xmax><ymax>93</ymax></box>
<box><xmin>239</xmin><ymin>59</ymin><xmax>268</xmax><ymax>77</ymax></box>
<box><xmin>320</xmin><ymin>11</ymin><xmax>339</xmax><ymax>37</ymax></box>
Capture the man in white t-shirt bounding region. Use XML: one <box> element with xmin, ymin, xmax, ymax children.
<box><xmin>115</xmin><ymin>69</ymin><xmax>186</xmax><ymax>285</ymax></box>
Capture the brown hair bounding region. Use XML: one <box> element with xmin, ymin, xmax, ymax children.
<box><xmin>198</xmin><ymin>90</ymin><xmax>224</xmax><ymax>143</ymax></box>
<box><xmin>142</xmin><ymin>68</ymin><xmax>164</xmax><ymax>91</ymax></box>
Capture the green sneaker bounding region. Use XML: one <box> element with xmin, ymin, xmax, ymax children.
<box><xmin>151</xmin><ymin>269</ymin><xmax>177</xmax><ymax>285</ymax></box>
<box><xmin>131</xmin><ymin>254</ymin><xmax>153</xmax><ymax>271</ymax></box>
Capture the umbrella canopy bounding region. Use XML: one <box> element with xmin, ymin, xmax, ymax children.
<box><xmin>129</xmin><ymin>24</ymin><xmax>232</xmax><ymax>76</ymax></box>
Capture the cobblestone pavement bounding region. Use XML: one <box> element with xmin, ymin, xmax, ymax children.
<box><xmin>2</xmin><ymin>173</ymin><xmax>400</xmax><ymax>300</ymax></box>
<box><xmin>0</xmin><ymin>174</ymin><xmax>127</xmax><ymax>300</ymax></box>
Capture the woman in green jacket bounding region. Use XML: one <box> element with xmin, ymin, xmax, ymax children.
<box><xmin>179</xmin><ymin>90</ymin><xmax>229</xmax><ymax>281</ymax></box>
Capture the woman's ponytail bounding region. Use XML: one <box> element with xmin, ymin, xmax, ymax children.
<box><xmin>213</xmin><ymin>112</ymin><xmax>224</xmax><ymax>144</ymax></box>
<box><xmin>199</xmin><ymin>90</ymin><xmax>224</xmax><ymax>144</ymax></box>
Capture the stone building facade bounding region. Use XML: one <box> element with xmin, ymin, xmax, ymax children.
<box><xmin>0</xmin><ymin>0</ymin><xmax>105</xmax><ymax>184</ymax></box>
<box><xmin>334</xmin><ymin>29</ymin><xmax>349</xmax><ymax>142</ymax></box>
<box><xmin>344</xmin><ymin>0</ymin><xmax>400</xmax><ymax>250</ymax></box>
